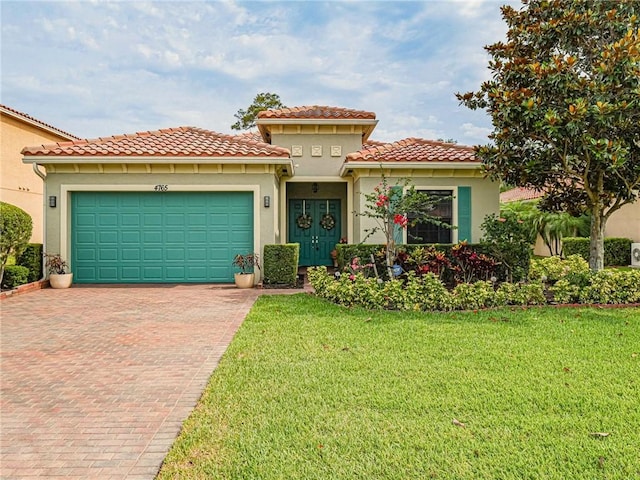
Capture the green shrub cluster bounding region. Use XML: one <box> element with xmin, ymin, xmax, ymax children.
<box><xmin>309</xmin><ymin>263</ymin><xmax>640</xmax><ymax>311</ymax></box>
<box><xmin>563</xmin><ymin>237</ymin><xmax>632</xmax><ymax>266</ymax></box>
<box><xmin>16</xmin><ymin>243</ymin><xmax>43</xmax><ymax>283</ymax></box>
<box><xmin>0</xmin><ymin>202</ymin><xmax>33</xmax><ymax>286</ymax></box>
<box><xmin>263</xmin><ymin>244</ymin><xmax>299</xmax><ymax>286</ymax></box>
<box><xmin>529</xmin><ymin>254</ymin><xmax>589</xmax><ymax>283</ymax></box>
<box><xmin>551</xmin><ymin>269</ymin><xmax>640</xmax><ymax>305</ymax></box>
<box><xmin>481</xmin><ymin>213</ymin><xmax>533</xmax><ymax>282</ymax></box>
<box><xmin>308</xmin><ymin>267</ymin><xmax>548</xmax><ymax>311</ymax></box>
<box><xmin>1</xmin><ymin>265</ymin><xmax>29</xmax><ymax>290</ymax></box>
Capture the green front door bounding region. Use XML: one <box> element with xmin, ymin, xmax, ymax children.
<box><xmin>72</xmin><ymin>191</ymin><xmax>253</xmax><ymax>283</ymax></box>
<box><xmin>288</xmin><ymin>199</ymin><xmax>341</xmax><ymax>266</ymax></box>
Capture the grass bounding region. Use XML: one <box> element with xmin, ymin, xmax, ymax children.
<box><xmin>158</xmin><ymin>295</ymin><xmax>640</xmax><ymax>479</ymax></box>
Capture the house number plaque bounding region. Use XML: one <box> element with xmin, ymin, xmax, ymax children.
<box><xmin>154</xmin><ymin>184</ymin><xmax>168</xmax><ymax>191</ymax></box>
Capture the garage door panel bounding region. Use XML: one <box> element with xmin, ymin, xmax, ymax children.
<box><xmin>144</xmin><ymin>214</ymin><xmax>162</xmax><ymax>226</ymax></box>
<box><xmin>121</xmin><ymin>231</ymin><xmax>140</xmax><ymax>243</ymax></box>
<box><xmin>98</xmin><ymin>214</ymin><xmax>118</xmax><ymax>227</ymax></box>
<box><xmin>144</xmin><ymin>248</ymin><xmax>163</xmax><ymax>261</ymax></box>
<box><xmin>100</xmin><ymin>231</ymin><xmax>118</xmax><ymax>243</ymax></box>
<box><xmin>72</xmin><ymin>191</ymin><xmax>253</xmax><ymax>283</ymax></box>
<box><xmin>99</xmin><ymin>249</ymin><xmax>118</xmax><ymax>261</ymax></box>
<box><xmin>98</xmin><ymin>267</ymin><xmax>118</xmax><ymax>280</ymax></box>
<box><xmin>76</xmin><ymin>214</ymin><xmax>96</xmax><ymax>227</ymax></box>
<box><xmin>121</xmin><ymin>214</ymin><xmax>141</xmax><ymax>226</ymax></box>
<box><xmin>121</xmin><ymin>267</ymin><xmax>141</xmax><ymax>280</ymax></box>
<box><xmin>121</xmin><ymin>248</ymin><xmax>140</xmax><ymax>261</ymax></box>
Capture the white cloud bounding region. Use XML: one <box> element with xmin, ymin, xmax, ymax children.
<box><xmin>1</xmin><ymin>0</ymin><xmax>510</xmax><ymax>144</ymax></box>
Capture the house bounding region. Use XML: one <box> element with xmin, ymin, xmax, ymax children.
<box><xmin>500</xmin><ymin>186</ymin><xmax>640</xmax><ymax>255</ymax></box>
<box><xmin>21</xmin><ymin>106</ymin><xmax>499</xmax><ymax>284</ymax></box>
<box><xmin>1</xmin><ymin>105</ymin><xmax>78</xmax><ymax>242</ymax></box>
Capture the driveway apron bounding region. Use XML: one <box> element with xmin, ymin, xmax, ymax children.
<box><xmin>0</xmin><ymin>285</ymin><xmax>263</xmax><ymax>479</ymax></box>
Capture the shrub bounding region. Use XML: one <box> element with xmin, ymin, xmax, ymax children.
<box><xmin>16</xmin><ymin>243</ymin><xmax>43</xmax><ymax>283</ymax></box>
<box><xmin>1</xmin><ymin>265</ymin><xmax>29</xmax><ymax>290</ymax></box>
<box><xmin>0</xmin><ymin>202</ymin><xmax>33</xmax><ymax>286</ymax></box>
<box><xmin>263</xmin><ymin>244</ymin><xmax>299</xmax><ymax>286</ymax></box>
<box><xmin>579</xmin><ymin>270</ymin><xmax>640</xmax><ymax>304</ymax></box>
<box><xmin>562</xmin><ymin>237</ymin><xmax>590</xmax><ymax>261</ymax></box>
<box><xmin>451</xmin><ymin>281</ymin><xmax>496</xmax><ymax>310</ymax></box>
<box><xmin>604</xmin><ymin>238</ymin><xmax>632</xmax><ymax>266</ymax></box>
<box><xmin>450</xmin><ymin>242</ymin><xmax>497</xmax><ymax>284</ymax></box>
<box><xmin>550</xmin><ymin>279</ymin><xmax>582</xmax><ymax>304</ymax></box>
<box><xmin>307</xmin><ymin>268</ymin><xmax>452</xmax><ymax>311</ymax></box>
<box><xmin>529</xmin><ymin>254</ymin><xmax>589</xmax><ymax>283</ymax></box>
<box><xmin>481</xmin><ymin>213</ymin><xmax>532</xmax><ymax>282</ymax></box>
<box><xmin>563</xmin><ymin>237</ymin><xmax>632</xmax><ymax>267</ymax></box>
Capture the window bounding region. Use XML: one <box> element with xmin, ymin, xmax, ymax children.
<box><xmin>407</xmin><ymin>190</ymin><xmax>453</xmax><ymax>244</ymax></box>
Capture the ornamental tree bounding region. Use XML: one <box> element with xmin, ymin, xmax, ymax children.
<box><xmin>358</xmin><ymin>172</ymin><xmax>450</xmax><ymax>279</ymax></box>
<box><xmin>231</xmin><ymin>92</ymin><xmax>285</xmax><ymax>131</ymax></box>
<box><xmin>457</xmin><ymin>0</ymin><xmax>640</xmax><ymax>271</ymax></box>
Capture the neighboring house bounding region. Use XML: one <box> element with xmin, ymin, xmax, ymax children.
<box><xmin>500</xmin><ymin>186</ymin><xmax>640</xmax><ymax>255</ymax></box>
<box><xmin>22</xmin><ymin>106</ymin><xmax>499</xmax><ymax>284</ymax></box>
<box><xmin>1</xmin><ymin>105</ymin><xmax>78</xmax><ymax>242</ymax></box>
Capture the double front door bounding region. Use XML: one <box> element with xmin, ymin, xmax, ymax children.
<box><xmin>288</xmin><ymin>199</ymin><xmax>341</xmax><ymax>266</ymax></box>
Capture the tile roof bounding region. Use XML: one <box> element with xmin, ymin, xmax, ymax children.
<box><xmin>346</xmin><ymin>138</ymin><xmax>479</xmax><ymax>163</ymax></box>
<box><xmin>500</xmin><ymin>186</ymin><xmax>544</xmax><ymax>203</ymax></box>
<box><xmin>21</xmin><ymin>127</ymin><xmax>290</xmax><ymax>158</ymax></box>
<box><xmin>1</xmin><ymin>104</ymin><xmax>79</xmax><ymax>140</ymax></box>
<box><xmin>258</xmin><ymin>105</ymin><xmax>376</xmax><ymax>120</ymax></box>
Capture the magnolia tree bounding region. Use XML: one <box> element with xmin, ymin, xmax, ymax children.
<box><xmin>457</xmin><ymin>0</ymin><xmax>640</xmax><ymax>271</ymax></box>
<box><xmin>357</xmin><ymin>173</ymin><xmax>450</xmax><ymax>279</ymax></box>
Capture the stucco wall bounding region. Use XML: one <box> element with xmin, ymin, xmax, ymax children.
<box><xmin>606</xmin><ymin>201</ymin><xmax>640</xmax><ymax>242</ymax></box>
<box><xmin>42</xmin><ymin>172</ymin><xmax>281</xmax><ymax>270</ymax></box>
<box><xmin>271</xmin><ymin>133</ymin><xmax>363</xmax><ymax>177</ymax></box>
<box><xmin>1</xmin><ymin>114</ymin><xmax>74</xmax><ymax>242</ymax></box>
<box><xmin>354</xmin><ymin>173</ymin><xmax>500</xmax><ymax>245</ymax></box>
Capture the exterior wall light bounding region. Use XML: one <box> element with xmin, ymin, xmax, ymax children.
<box><xmin>49</xmin><ymin>196</ymin><xmax>57</xmax><ymax>208</ymax></box>
<box><xmin>263</xmin><ymin>195</ymin><xmax>270</xmax><ymax>208</ymax></box>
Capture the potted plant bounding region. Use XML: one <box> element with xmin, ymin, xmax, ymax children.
<box><xmin>44</xmin><ymin>253</ymin><xmax>73</xmax><ymax>289</ymax></box>
<box><xmin>232</xmin><ymin>253</ymin><xmax>260</xmax><ymax>288</ymax></box>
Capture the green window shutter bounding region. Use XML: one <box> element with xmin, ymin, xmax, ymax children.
<box><xmin>391</xmin><ymin>186</ymin><xmax>404</xmax><ymax>244</ymax></box>
<box><xmin>457</xmin><ymin>186</ymin><xmax>472</xmax><ymax>242</ymax></box>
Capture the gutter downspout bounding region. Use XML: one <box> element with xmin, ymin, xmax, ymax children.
<box><xmin>32</xmin><ymin>163</ymin><xmax>47</xmax><ymax>281</ymax></box>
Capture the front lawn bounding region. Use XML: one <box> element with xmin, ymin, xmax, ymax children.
<box><xmin>158</xmin><ymin>295</ymin><xmax>640</xmax><ymax>479</ymax></box>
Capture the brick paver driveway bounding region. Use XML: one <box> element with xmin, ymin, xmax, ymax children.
<box><xmin>0</xmin><ymin>285</ymin><xmax>265</xmax><ymax>479</ymax></box>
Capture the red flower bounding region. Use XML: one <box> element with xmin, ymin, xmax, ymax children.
<box><xmin>393</xmin><ymin>214</ymin><xmax>408</xmax><ymax>227</ymax></box>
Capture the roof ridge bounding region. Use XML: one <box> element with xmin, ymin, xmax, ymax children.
<box><xmin>21</xmin><ymin>125</ymin><xmax>291</xmax><ymax>158</ymax></box>
<box><xmin>1</xmin><ymin>104</ymin><xmax>80</xmax><ymax>140</ymax></box>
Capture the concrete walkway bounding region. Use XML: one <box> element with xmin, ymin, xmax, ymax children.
<box><xmin>0</xmin><ymin>284</ymin><xmax>296</xmax><ymax>479</ymax></box>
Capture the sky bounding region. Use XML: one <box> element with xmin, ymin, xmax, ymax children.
<box><xmin>1</xmin><ymin>0</ymin><xmax>519</xmax><ymax>147</ymax></box>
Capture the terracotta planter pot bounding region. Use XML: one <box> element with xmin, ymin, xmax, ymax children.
<box><xmin>49</xmin><ymin>273</ymin><xmax>73</xmax><ymax>289</ymax></box>
<box><xmin>234</xmin><ymin>273</ymin><xmax>255</xmax><ymax>289</ymax></box>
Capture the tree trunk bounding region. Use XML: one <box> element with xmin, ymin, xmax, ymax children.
<box><xmin>588</xmin><ymin>210</ymin><xmax>606</xmax><ymax>271</ymax></box>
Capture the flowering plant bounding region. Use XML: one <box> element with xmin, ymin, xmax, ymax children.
<box><xmin>356</xmin><ymin>170</ymin><xmax>452</xmax><ymax>279</ymax></box>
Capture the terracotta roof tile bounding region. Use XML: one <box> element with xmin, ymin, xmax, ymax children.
<box><xmin>258</xmin><ymin>105</ymin><xmax>376</xmax><ymax>120</ymax></box>
<box><xmin>21</xmin><ymin>127</ymin><xmax>290</xmax><ymax>158</ymax></box>
<box><xmin>500</xmin><ymin>187</ymin><xmax>544</xmax><ymax>203</ymax></box>
<box><xmin>1</xmin><ymin>104</ymin><xmax>79</xmax><ymax>140</ymax></box>
<box><xmin>346</xmin><ymin>138</ymin><xmax>478</xmax><ymax>163</ymax></box>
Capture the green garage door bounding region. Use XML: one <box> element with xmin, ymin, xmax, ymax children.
<box><xmin>72</xmin><ymin>191</ymin><xmax>253</xmax><ymax>283</ymax></box>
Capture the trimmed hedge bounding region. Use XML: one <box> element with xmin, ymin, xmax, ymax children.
<box><xmin>263</xmin><ymin>244</ymin><xmax>300</xmax><ymax>286</ymax></box>
<box><xmin>1</xmin><ymin>265</ymin><xmax>29</xmax><ymax>290</ymax></box>
<box><xmin>563</xmin><ymin>237</ymin><xmax>632</xmax><ymax>266</ymax></box>
<box><xmin>17</xmin><ymin>243</ymin><xmax>43</xmax><ymax>283</ymax></box>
